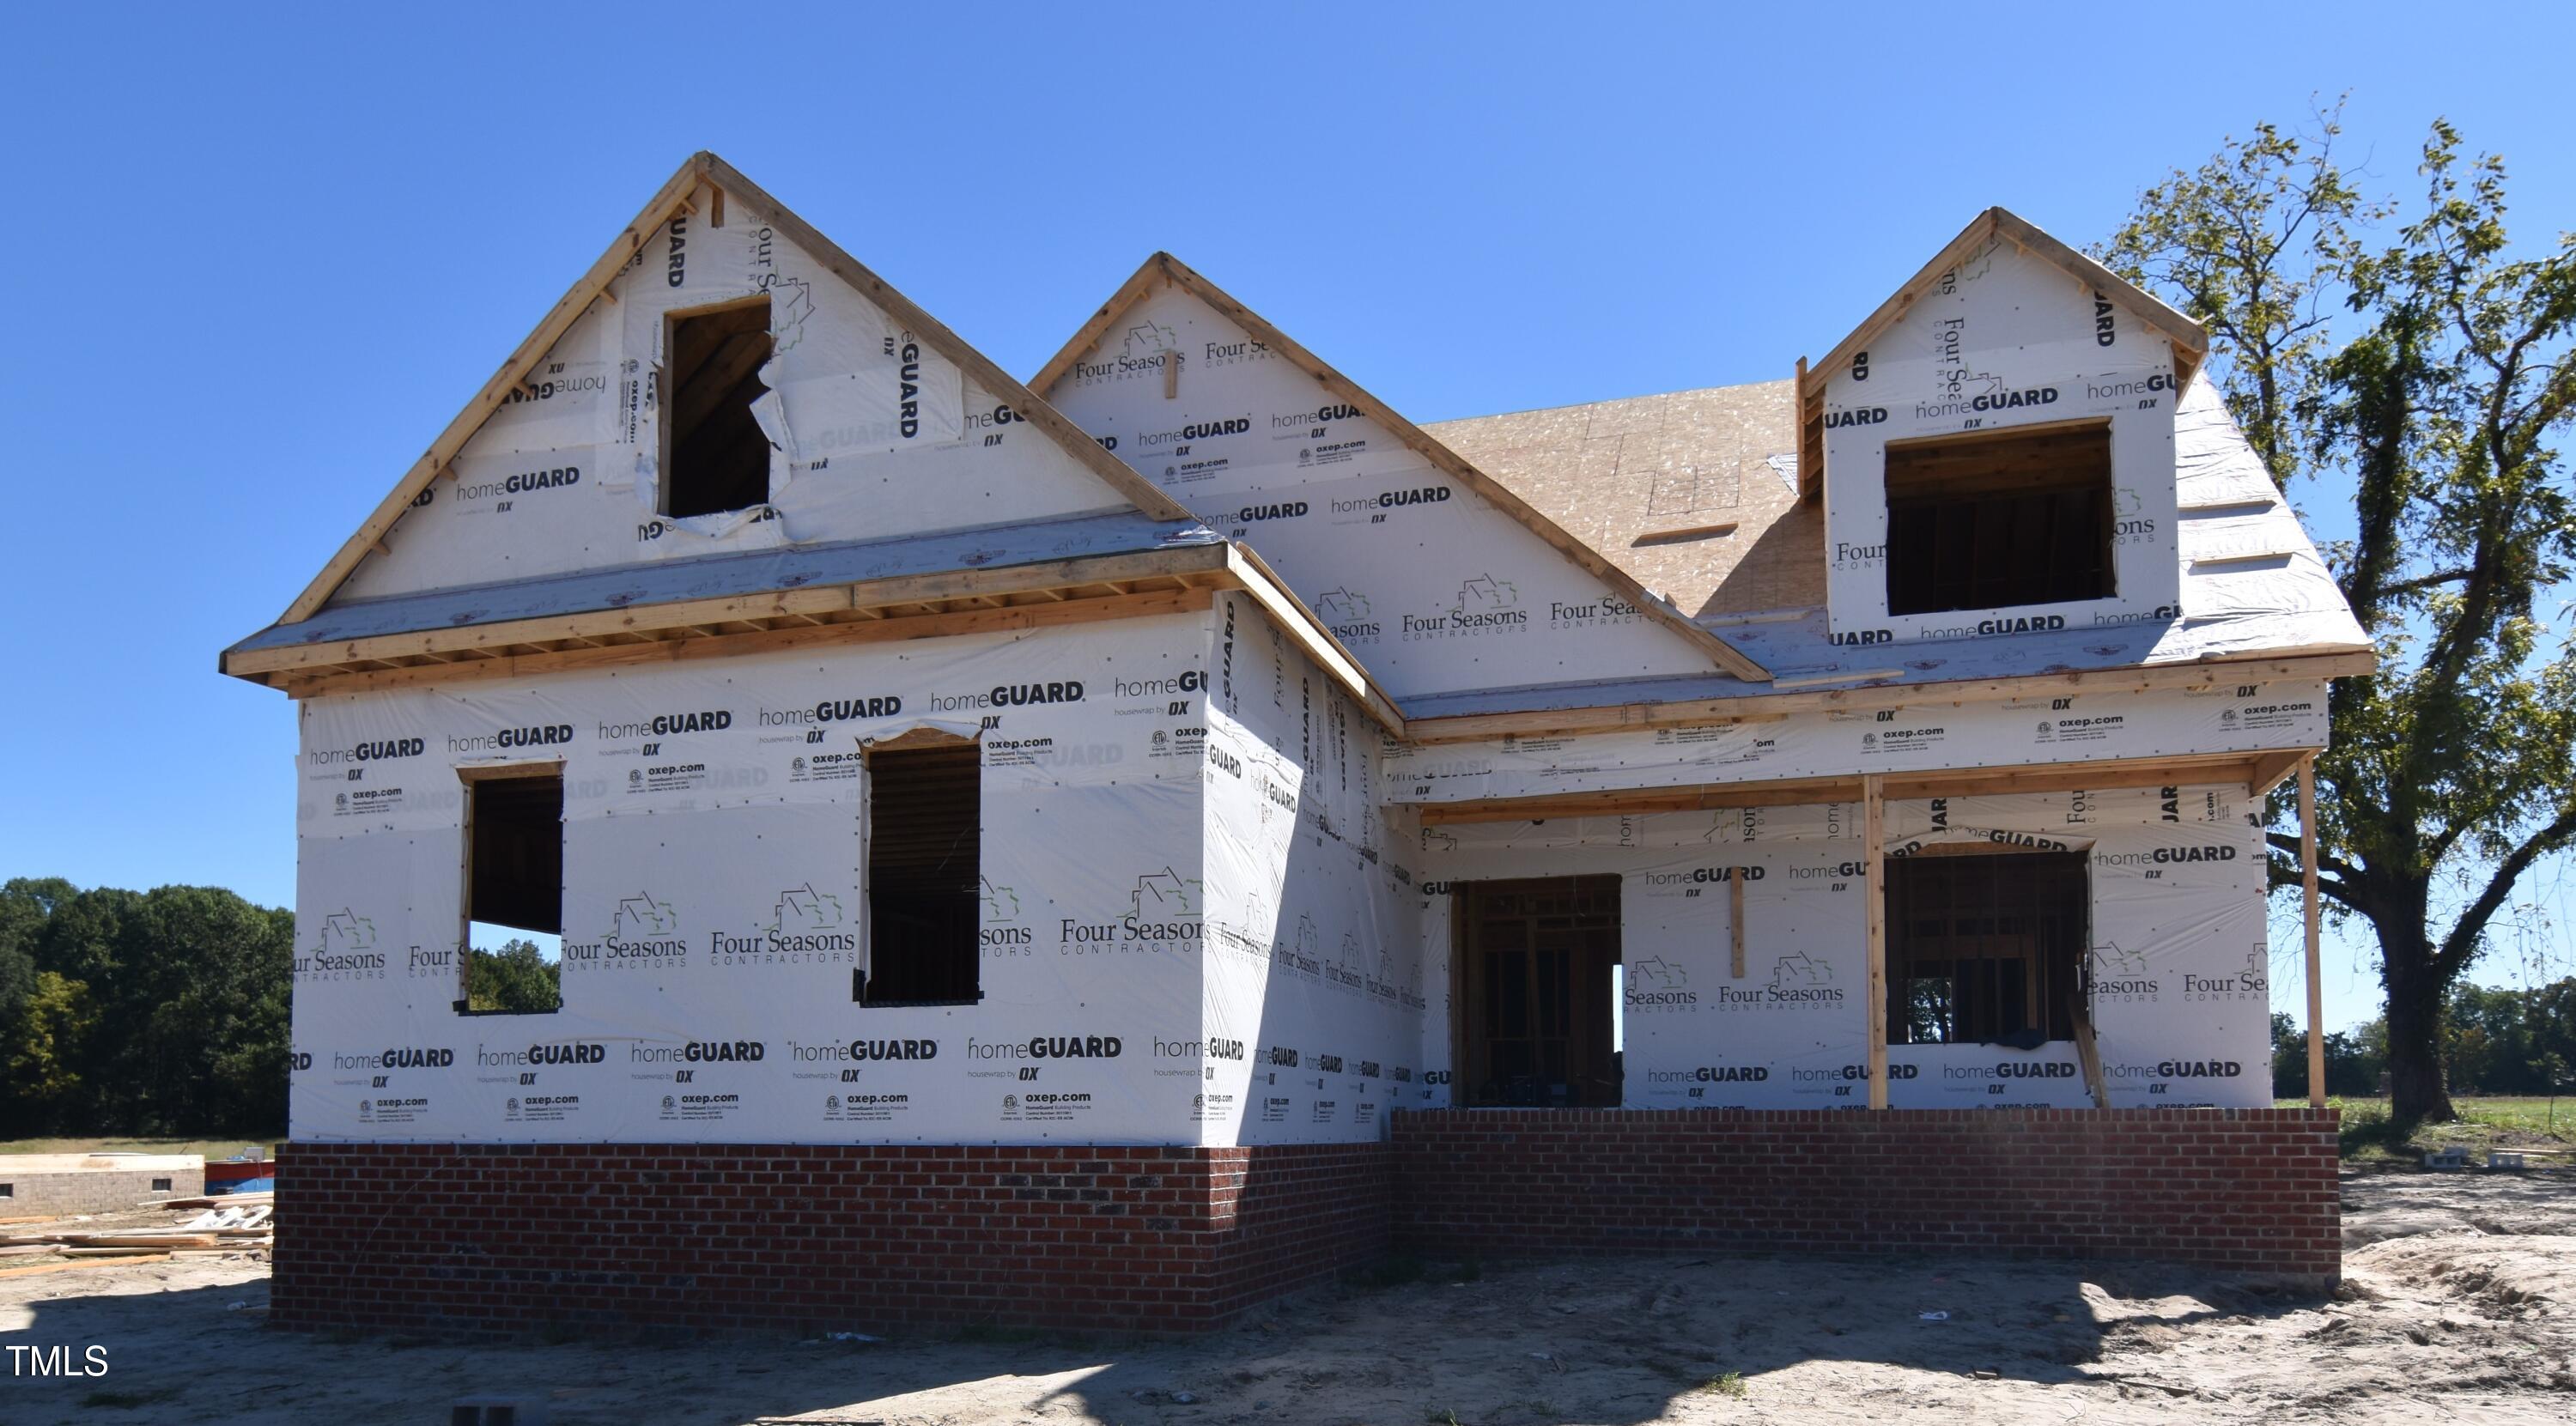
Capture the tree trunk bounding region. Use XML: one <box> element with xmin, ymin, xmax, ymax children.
<box><xmin>2381</xmin><ymin>918</ymin><xmax>2458</xmax><ymax>1126</ymax></box>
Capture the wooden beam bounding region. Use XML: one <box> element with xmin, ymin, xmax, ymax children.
<box><xmin>1728</xmin><ymin>871</ymin><xmax>1746</xmax><ymax>980</ymax></box>
<box><xmin>2074</xmin><ymin>1017</ymin><xmax>2111</xmax><ymax>1109</ymax></box>
<box><xmin>1224</xmin><ymin>543</ymin><xmax>1408</xmax><ymax>736</ymax></box>
<box><xmin>227</xmin><ymin>546</ymin><xmax>1236</xmax><ymax>678</ymax></box>
<box><xmin>1863</xmin><ymin>774</ymin><xmax>1888</xmax><ymax>1110</ymax></box>
<box><xmin>2250</xmin><ymin>748</ymin><xmax>2307</xmax><ymax>798</ymax></box>
<box><xmin>1418</xmin><ymin>775</ymin><xmax>1864</xmax><ymax>826</ymax></box>
<box><xmin>2300</xmin><ymin>754</ymin><xmax>2325</xmax><ymax>1110</ymax></box>
<box><xmin>279</xmin><ymin>590</ymin><xmax>1208</xmax><ymax>699</ymax></box>
<box><xmin>1411</xmin><ymin>751</ymin><xmax>2284</xmax><ymax>826</ymax></box>
<box><xmin>1403</xmin><ymin>649</ymin><xmax>2377</xmax><ymax>745</ymax></box>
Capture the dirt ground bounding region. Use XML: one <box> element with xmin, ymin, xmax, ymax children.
<box><xmin>3</xmin><ymin>1168</ymin><xmax>2570</xmax><ymax>1425</ymax></box>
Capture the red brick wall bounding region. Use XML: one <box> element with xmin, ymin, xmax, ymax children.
<box><xmin>1390</xmin><ymin>1107</ymin><xmax>2342</xmax><ymax>1287</ymax></box>
<box><xmin>275</xmin><ymin>1112</ymin><xmax>2338</xmax><ymax>1338</ymax></box>
<box><xmin>271</xmin><ymin>1142</ymin><xmax>1386</xmax><ymax>1338</ymax></box>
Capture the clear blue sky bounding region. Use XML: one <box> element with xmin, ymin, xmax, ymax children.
<box><xmin>3</xmin><ymin>3</ymin><xmax>2569</xmax><ymax>1031</ymax></box>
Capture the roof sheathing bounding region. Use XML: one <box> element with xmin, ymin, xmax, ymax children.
<box><xmin>1425</xmin><ymin>380</ymin><xmax>1824</xmax><ymax>622</ymax></box>
<box><xmin>1031</xmin><ymin>252</ymin><xmax>1773</xmax><ymax>683</ymax></box>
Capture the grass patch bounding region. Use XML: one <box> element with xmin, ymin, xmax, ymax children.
<box><xmin>1699</xmin><ymin>1371</ymin><xmax>1747</xmax><ymax>1397</ymax></box>
<box><xmin>2280</xmin><ymin>1095</ymin><xmax>2576</xmax><ymax>1166</ymax></box>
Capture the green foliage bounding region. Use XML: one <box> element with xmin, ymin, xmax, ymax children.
<box><xmin>2101</xmin><ymin>107</ymin><xmax>2576</xmax><ymax>1126</ymax></box>
<box><xmin>0</xmin><ymin>876</ymin><xmax>293</xmax><ymax>1138</ymax></box>
<box><xmin>465</xmin><ymin>937</ymin><xmax>562</xmax><ymax>1014</ymax></box>
<box><xmin>9</xmin><ymin>971</ymin><xmax>98</xmax><ymax>1109</ymax></box>
<box><xmin>2273</xmin><ymin>979</ymin><xmax>2575</xmax><ymax>1101</ymax></box>
<box><xmin>2271</xmin><ymin>1009</ymin><xmax>2389</xmax><ymax>1099</ymax></box>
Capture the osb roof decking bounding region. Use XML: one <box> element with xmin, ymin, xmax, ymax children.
<box><xmin>1424</xmin><ymin>379</ymin><xmax>1824</xmax><ymax>622</ymax></box>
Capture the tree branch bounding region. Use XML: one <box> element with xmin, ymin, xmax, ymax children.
<box><xmin>2434</xmin><ymin>801</ymin><xmax>2576</xmax><ymax>978</ymax></box>
<box><xmin>2379</xmin><ymin>567</ymin><xmax>2474</xmax><ymax>597</ymax></box>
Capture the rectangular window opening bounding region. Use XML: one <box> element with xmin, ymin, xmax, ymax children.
<box><xmin>1451</xmin><ymin>876</ymin><xmax>1622</xmax><ymax>1107</ymax></box>
<box><xmin>462</xmin><ymin>770</ymin><xmax>564</xmax><ymax>1016</ymax></box>
<box><xmin>1886</xmin><ymin>851</ymin><xmax>2086</xmax><ymax>1047</ymax></box>
<box><xmin>861</xmin><ymin>739</ymin><xmax>982</xmax><ymax>1007</ymax></box>
<box><xmin>661</xmin><ymin>298</ymin><xmax>775</xmax><ymax>519</ymax></box>
<box><xmin>1884</xmin><ymin>420</ymin><xmax>2113</xmax><ymax>616</ymax></box>
<box><xmin>150</xmin><ymin>1177</ymin><xmax>173</xmax><ymax>1192</ymax></box>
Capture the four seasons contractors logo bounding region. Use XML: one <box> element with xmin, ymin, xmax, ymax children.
<box><xmin>1704</xmin><ymin>950</ymin><xmax>1843</xmax><ymax>1012</ymax></box>
<box><xmin>295</xmin><ymin>908</ymin><xmax>386</xmax><ymax>982</ymax></box>
<box><xmin>1058</xmin><ymin>869</ymin><xmax>1203</xmax><ymax>955</ymax></box>
<box><xmin>710</xmin><ymin>883</ymin><xmax>857</xmax><ymax>968</ymax></box>
<box><xmin>1068</xmin><ymin>319</ymin><xmax>1176</xmax><ymax>387</ymax></box>
<box><xmin>1402</xmin><ymin>573</ymin><xmax>1528</xmax><ymax>642</ymax></box>
<box><xmin>562</xmin><ymin>892</ymin><xmax>685</xmax><ymax>972</ymax></box>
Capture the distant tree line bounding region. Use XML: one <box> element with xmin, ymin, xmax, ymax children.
<box><xmin>0</xmin><ymin>877</ymin><xmax>557</xmax><ymax>1138</ymax></box>
<box><xmin>2273</xmin><ymin>978</ymin><xmax>2576</xmax><ymax>1100</ymax></box>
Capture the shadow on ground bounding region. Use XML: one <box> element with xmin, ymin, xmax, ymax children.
<box><xmin>2</xmin><ymin>1252</ymin><xmax>2325</xmax><ymax>1426</ymax></box>
<box><xmin>5</xmin><ymin>1168</ymin><xmax>2570</xmax><ymax>1424</ymax></box>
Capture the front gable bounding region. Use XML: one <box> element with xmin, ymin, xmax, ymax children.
<box><xmin>298</xmin><ymin>155</ymin><xmax>1188</xmax><ymax>615</ymax></box>
<box><xmin>1034</xmin><ymin>257</ymin><xmax>1766</xmax><ymax>700</ymax></box>
<box><xmin>1806</xmin><ymin>209</ymin><xmax>2203</xmax><ymax>646</ymax></box>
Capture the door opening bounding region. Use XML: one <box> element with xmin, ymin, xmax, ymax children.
<box><xmin>1453</xmin><ymin>875</ymin><xmax>1622</xmax><ymax>1107</ymax></box>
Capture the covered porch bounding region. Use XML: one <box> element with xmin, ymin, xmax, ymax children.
<box><xmin>1409</xmin><ymin>749</ymin><xmax>2335</xmax><ymax>1113</ymax></box>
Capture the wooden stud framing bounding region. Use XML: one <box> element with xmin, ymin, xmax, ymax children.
<box><xmin>1028</xmin><ymin>252</ymin><xmax>1773</xmax><ymax>683</ymax></box>
<box><xmin>2300</xmin><ymin>754</ymin><xmax>2325</xmax><ymax>1109</ymax></box>
<box><xmin>1728</xmin><ymin>871</ymin><xmax>1747</xmax><ymax>980</ymax></box>
<box><xmin>1863</xmin><ymin>774</ymin><xmax>1888</xmax><ymax>1110</ymax></box>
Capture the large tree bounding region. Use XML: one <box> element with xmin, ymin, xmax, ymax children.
<box><xmin>2100</xmin><ymin>112</ymin><xmax>2576</xmax><ymax>1125</ymax></box>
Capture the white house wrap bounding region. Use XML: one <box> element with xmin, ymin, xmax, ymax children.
<box><xmin>228</xmin><ymin>166</ymin><xmax>2367</xmax><ymax>1151</ymax></box>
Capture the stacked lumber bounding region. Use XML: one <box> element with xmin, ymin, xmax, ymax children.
<box><xmin>0</xmin><ymin>1197</ymin><xmax>275</xmax><ymax>1266</ymax></box>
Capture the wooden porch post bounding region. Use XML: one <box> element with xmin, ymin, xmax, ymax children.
<box><xmin>2300</xmin><ymin>754</ymin><xmax>2325</xmax><ymax>1108</ymax></box>
<box><xmin>1864</xmin><ymin>773</ymin><xmax>1888</xmax><ymax>1110</ymax></box>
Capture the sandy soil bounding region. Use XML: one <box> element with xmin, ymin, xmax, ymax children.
<box><xmin>3</xmin><ymin>1168</ymin><xmax>2570</xmax><ymax>1425</ymax></box>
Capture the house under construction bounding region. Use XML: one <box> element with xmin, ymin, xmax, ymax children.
<box><xmin>225</xmin><ymin>154</ymin><xmax>2354</xmax><ymax>1336</ymax></box>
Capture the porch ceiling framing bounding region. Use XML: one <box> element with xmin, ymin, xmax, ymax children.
<box><xmin>1413</xmin><ymin>748</ymin><xmax>2319</xmax><ymax>826</ymax></box>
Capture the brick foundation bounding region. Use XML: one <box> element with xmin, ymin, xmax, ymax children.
<box><xmin>1391</xmin><ymin>1107</ymin><xmax>2342</xmax><ymax>1287</ymax></box>
<box><xmin>274</xmin><ymin>1109</ymin><xmax>2339</xmax><ymax>1338</ymax></box>
<box><xmin>270</xmin><ymin>1142</ymin><xmax>1387</xmax><ymax>1337</ymax></box>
